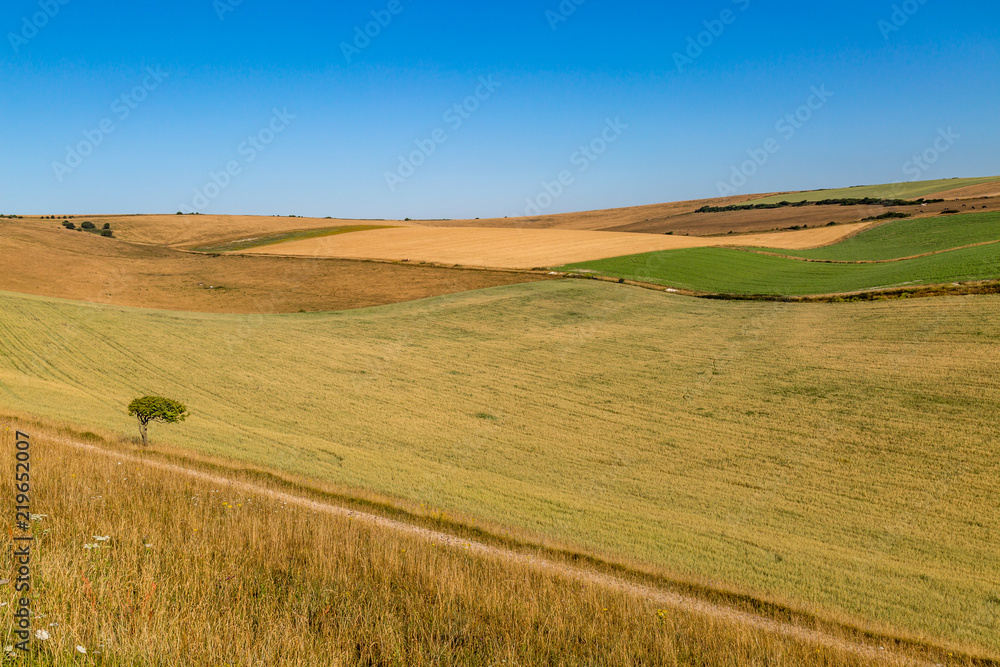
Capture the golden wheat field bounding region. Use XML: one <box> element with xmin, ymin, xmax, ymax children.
<box><xmin>1</xmin><ymin>281</ymin><xmax>998</xmax><ymax>657</ymax></box>
<box><xmin>237</xmin><ymin>224</ymin><xmax>871</xmax><ymax>268</ymax></box>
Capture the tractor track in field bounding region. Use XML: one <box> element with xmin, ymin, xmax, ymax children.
<box><xmin>50</xmin><ymin>436</ymin><xmax>951</xmax><ymax>667</ymax></box>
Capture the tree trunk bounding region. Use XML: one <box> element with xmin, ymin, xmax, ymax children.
<box><xmin>139</xmin><ymin>419</ymin><xmax>148</xmax><ymax>447</ymax></box>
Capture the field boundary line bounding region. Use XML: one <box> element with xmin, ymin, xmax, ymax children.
<box><xmin>50</xmin><ymin>435</ymin><xmax>943</xmax><ymax>667</ymax></box>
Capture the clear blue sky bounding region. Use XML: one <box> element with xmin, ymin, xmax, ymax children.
<box><xmin>1</xmin><ymin>0</ymin><xmax>997</xmax><ymax>218</ymax></box>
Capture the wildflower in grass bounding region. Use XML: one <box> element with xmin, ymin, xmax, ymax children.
<box><xmin>34</xmin><ymin>629</ymin><xmax>50</xmax><ymax>640</ymax></box>
<box><xmin>76</xmin><ymin>646</ymin><xmax>87</xmax><ymax>655</ymax></box>
<box><xmin>84</xmin><ymin>543</ymin><xmax>100</xmax><ymax>550</ymax></box>
<box><xmin>94</xmin><ymin>535</ymin><xmax>111</xmax><ymax>541</ymax></box>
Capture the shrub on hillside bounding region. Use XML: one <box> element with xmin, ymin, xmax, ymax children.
<box><xmin>101</xmin><ymin>229</ymin><xmax>113</xmax><ymax>237</ymax></box>
<box><xmin>103</xmin><ymin>222</ymin><xmax>111</xmax><ymax>229</ymax></box>
<box><xmin>81</xmin><ymin>221</ymin><xmax>96</xmax><ymax>229</ymax></box>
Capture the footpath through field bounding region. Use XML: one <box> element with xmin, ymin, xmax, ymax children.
<box><xmin>56</xmin><ymin>436</ymin><xmax>937</xmax><ymax>667</ymax></box>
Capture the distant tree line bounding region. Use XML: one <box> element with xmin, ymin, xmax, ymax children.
<box><xmin>861</xmin><ymin>211</ymin><xmax>912</xmax><ymax>222</ymax></box>
<box><xmin>695</xmin><ymin>197</ymin><xmax>945</xmax><ymax>213</ymax></box>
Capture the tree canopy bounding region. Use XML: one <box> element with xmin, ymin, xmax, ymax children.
<box><xmin>127</xmin><ymin>396</ymin><xmax>188</xmax><ymax>446</ymax></box>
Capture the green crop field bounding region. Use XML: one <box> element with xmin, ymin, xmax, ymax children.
<box><xmin>562</xmin><ymin>212</ymin><xmax>1000</xmax><ymax>295</ymax></box>
<box><xmin>753</xmin><ymin>211</ymin><xmax>1000</xmax><ymax>261</ymax></box>
<box><xmin>561</xmin><ymin>242</ymin><xmax>1000</xmax><ymax>295</ymax></box>
<box><xmin>746</xmin><ymin>176</ymin><xmax>1000</xmax><ymax>205</ymax></box>
<box><xmin>1</xmin><ymin>281</ymin><xmax>998</xmax><ymax>653</ymax></box>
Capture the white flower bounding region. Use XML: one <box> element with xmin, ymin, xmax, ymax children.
<box><xmin>76</xmin><ymin>646</ymin><xmax>87</xmax><ymax>654</ymax></box>
<box><xmin>3</xmin><ymin>646</ymin><xmax>15</xmax><ymax>658</ymax></box>
<box><xmin>34</xmin><ymin>629</ymin><xmax>50</xmax><ymax>641</ymax></box>
<box><xmin>84</xmin><ymin>544</ymin><xmax>100</xmax><ymax>550</ymax></box>
<box><xmin>29</xmin><ymin>514</ymin><xmax>47</xmax><ymax>521</ymax></box>
<box><xmin>144</xmin><ymin>544</ymin><xmax>153</xmax><ymax>548</ymax></box>
<box><xmin>93</xmin><ymin>536</ymin><xmax>111</xmax><ymax>541</ymax></box>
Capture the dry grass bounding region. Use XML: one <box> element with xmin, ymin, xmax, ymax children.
<box><xmin>0</xmin><ymin>220</ymin><xmax>550</xmax><ymax>313</ymax></box>
<box><xmin>238</xmin><ymin>224</ymin><xmax>870</xmax><ymax>269</ymax></box>
<box><xmin>0</xmin><ymin>423</ymin><xmax>903</xmax><ymax>667</ymax></box>
<box><xmin>77</xmin><ymin>214</ymin><xmax>419</xmax><ymax>249</ymax></box>
<box><xmin>746</xmin><ymin>177</ymin><xmax>1000</xmax><ymax>205</ymax></box>
<box><xmin>1</xmin><ymin>282</ymin><xmax>999</xmax><ymax>655</ymax></box>
<box><xmin>924</xmin><ymin>182</ymin><xmax>1000</xmax><ymax>200</ymax></box>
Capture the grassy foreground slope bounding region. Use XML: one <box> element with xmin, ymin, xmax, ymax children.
<box><xmin>4</xmin><ymin>428</ymin><xmax>889</xmax><ymax>666</ymax></box>
<box><xmin>747</xmin><ymin>176</ymin><xmax>1000</xmax><ymax>205</ymax></box>
<box><xmin>1</xmin><ymin>283</ymin><xmax>998</xmax><ymax>652</ymax></box>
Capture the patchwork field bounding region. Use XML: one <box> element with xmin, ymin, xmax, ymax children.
<box><xmin>8</xmin><ymin>182</ymin><xmax>1000</xmax><ymax>662</ymax></box>
<box><xmin>2</xmin><ymin>282</ymin><xmax>998</xmax><ymax>655</ymax></box>
<box><xmin>0</xmin><ymin>219</ymin><xmax>549</xmax><ymax>313</ymax></box>
<box><xmin>563</xmin><ymin>211</ymin><xmax>1000</xmax><ymax>295</ymax></box>
<box><xmin>238</xmin><ymin>224</ymin><xmax>870</xmax><ymax>269</ymax></box>
<box><xmin>746</xmin><ymin>176</ymin><xmax>1000</xmax><ymax>205</ymax></box>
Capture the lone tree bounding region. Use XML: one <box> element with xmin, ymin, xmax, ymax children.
<box><xmin>127</xmin><ymin>396</ymin><xmax>188</xmax><ymax>447</ymax></box>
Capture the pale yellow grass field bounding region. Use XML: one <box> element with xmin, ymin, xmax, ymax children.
<box><xmin>239</xmin><ymin>223</ymin><xmax>870</xmax><ymax>269</ymax></box>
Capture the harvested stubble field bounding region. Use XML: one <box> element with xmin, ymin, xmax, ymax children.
<box><xmin>0</xmin><ymin>219</ymin><xmax>548</xmax><ymax>313</ymax></box>
<box><xmin>611</xmin><ymin>195</ymin><xmax>1000</xmax><ymax>237</ymax></box>
<box><xmin>80</xmin><ymin>214</ymin><xmax>418</xmax><ymax>249</ymax></box>
<box><xmin>1</xmin><ymin>282</ymin><xmax>998</xmax><ymax>656</ymax></box>
<box><xmin>237</xmin><ymin>224</ymin><xmax>870</xmax><ymax>269</ymax></box>
<box><xmin>2</xmin><ymin>425</ymin><xmax>897</xmax><ymax>667</ymax></box>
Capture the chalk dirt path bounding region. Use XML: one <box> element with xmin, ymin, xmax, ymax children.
<box><xmin>57</xmin><ymin>437</ymin><xmax>933</xmax><ymax>667</ymax></box>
